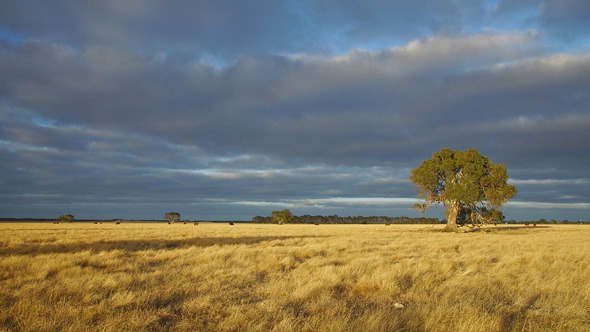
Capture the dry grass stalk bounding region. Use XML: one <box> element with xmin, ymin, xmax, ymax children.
<box><xmin>0</xmin><ymin>222</ymin><xmax>588</xmax><ymax>331</ymax></box>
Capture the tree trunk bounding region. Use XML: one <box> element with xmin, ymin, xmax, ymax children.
<box><xmin>444</xmin><ymin>202</ymin><xmax>460</xmax><ymax>232</ymax></box>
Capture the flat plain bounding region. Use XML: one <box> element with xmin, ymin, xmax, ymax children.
<box><xmin>0</xmin><ymin>222</ymin><xmax>589</xmax><ymax>331</ymax></box>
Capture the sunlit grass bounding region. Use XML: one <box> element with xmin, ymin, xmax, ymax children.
<box><xmin>1</xmin><ymin>222</ymin><xmax>589</xmax><ymax>331</ymax></box>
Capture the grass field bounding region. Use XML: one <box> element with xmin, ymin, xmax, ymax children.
<box><xmin>0</xmin><ymin>222</ymin><xmax>589</xmax><ymax>331</ymax></box>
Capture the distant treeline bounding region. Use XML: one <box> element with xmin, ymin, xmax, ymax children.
<box><xmin>252</xmin><ymin>215</ymin><xmax>440</xmax><ymax>224</ymax></box>
<box><xmin>0</xmin><ymin>218</ymin><xmax>164</xmax><ymax>222</ymax></box>
<box><xmin>516</xmin><ymin>219</ymin><xmax>586</xmax><ymax>225</ymax></box>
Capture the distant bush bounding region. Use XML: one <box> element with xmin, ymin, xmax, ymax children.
<box><xmin>57</xmin><ymin>214</ymin><xmax>75</xmax><ymax>223</ymax></box>
<box><xmin>165</xmin><ymin>212</ymin><xmax>180</xmax><ymax>224</ymax></box>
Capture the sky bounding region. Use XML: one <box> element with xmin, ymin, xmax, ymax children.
<box><xmin>0</xmin><ymin>0</ymin><xmax>589</xmax><ymax>221</ymax></box>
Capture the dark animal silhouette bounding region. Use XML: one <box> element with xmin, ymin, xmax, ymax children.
<box><xmin>229</xmin><ymin>222</ymin><xmax>234</xmax><ymax>226</ymax></box>
<box><xmin>116</xmin><ymin>222</ymin><xmax>121</xmax><ymax>225</ymax></box>
<box><xmin>194</xmin><ymin>222</ymin><xmax>198</xmax><ymax>225</ymax></box>
<box><xmin>385</xmin><ymin>223</ymin><xmax>391</xmax><ymax>226</ymax></box>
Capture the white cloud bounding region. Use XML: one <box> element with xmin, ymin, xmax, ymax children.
<box><xmin>509</xmin><ymin>178</ymin><xmax>589</xmax><ymax>185</ymax></box>
<box><xmin>231</xmin><ymin>197</ymin><xmax>422</xmax><ymax>208</ymax></box>
<box><xmin>508</xmin><ymin>201</ymin><xmax>590</xmax><ymax>210</ymax></box>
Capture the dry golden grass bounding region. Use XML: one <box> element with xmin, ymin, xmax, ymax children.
<box><xmin>0</xmin><ymin>222</ymin><xmax>589</xmax><ymax>331</ymax></box>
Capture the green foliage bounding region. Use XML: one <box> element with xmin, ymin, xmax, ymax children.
<box><xmin>164</xmin><ymin>212</ymin><xmax>181</xmax><ymax>223</ymax></box>
<box><xmin>410</xmin><ymin>148</ymin><xmax>517</xmax><ymax>231</ymax></box>
<box><xmin>479</xmin><ymin>208</ymin><xmax>505</xmax><ymax>223</ymax></box>
<box><xmin>270</xmin><ymin>209</ymin><xmax>294</xmax><ymax>225</ymax></box>
<box><xmin>57</xmin><ymin>214</ymin><xmax>75</xmax><ymax>223</ymax></box>
<box><xmin>252</xmin><ymin>216</ymin><xmax>271</xmax><ymax>223</ymax></box>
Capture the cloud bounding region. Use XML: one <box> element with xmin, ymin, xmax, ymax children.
<box><xmin>2</xmin><ymin>33</ymin><xmax>588</xmax><ymax>171</ymax></box>
<box><xmin>539</xmin><ymin>0</ymin><xmax>590</xmax><ymax>41</ymax></box>
<box><xmin>2</xmin><ymin>0</ymin><xmax>587</xmax><ymax>60</ymax></box>
<box><xmin>509</xmin><ymin>178</ymin><xmax>589</xmax><ymax>185</ymax></box>
<box><xmin>494</xmin><ymin>0</ymin><xmax>590</xmax><ymax>44</ymax></box>
<box><xmin>309</xmin><ymin>0</ymin><xmax>489</xmax><ymax>47</ymax></box>
<box><xmin>1</xmin><ymin>2</ymin><xmax>589</xmax><ymax>221</ymax></box>
<box><xmin>508</xmin><ymin>201</ymin><xmax>590</xmax><ymax>210</ymax></box>
<box><xmin>0</xmin><ymin>0</ymin><xmax>310</xmax><ymax>59</ymax></box>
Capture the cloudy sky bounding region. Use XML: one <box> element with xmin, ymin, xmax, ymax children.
<box><xmin>1</xmin><ymin>1</ymin><xmax>589</xmax><ymax>221</ymax></box>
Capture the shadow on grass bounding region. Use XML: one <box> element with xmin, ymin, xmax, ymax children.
<box><xmin>499</xmin><ymin>294</ymin><xmax>540</xmax><ymax>331</ymax></box>
<box><xmin>463</xmin><ymin>225</ymin><xmax>552</xmax><ymax>233</ymax></box>
<box><xmin>426</xmin><ymin>225</ymin><xmax>552</xmax><ymax>233</ymax></box>
<box><xmin>0</xmin><ymin>236</ymin><xmax>325</xmax><ymax>256</ymax></box>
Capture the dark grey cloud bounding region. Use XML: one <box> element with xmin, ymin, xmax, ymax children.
<box><xmin>2</xmin><ymin>0</ymin><xmax>588</xmax><ymax>60</ymax></box>
<box><xmin>0</xmin><ymin>0</ymin><xmax>309</xmax><ymax>60</ymax></box>
<box><xmin>9</xmin><ymin>33</ymin><xmax>586</xmax><ymax>170</ymax></box>
<box><xmin>1</xmin><ymin>2</ymin><xmax>589</xmax><ymax>221</ymax></box>
<box><xmin>539</xmin><ymin>0</ymin><xmax>590</xmax><ymax>40</ymax></box>
<box><xmin>0</xmin><ymin>35</ymin><xmax>537</xmax><ymax>155</ymax></box>
<box><xmin>494</xmin><ymin>0</ymin><xmax>590</xmax><ymax>44</ymax></box>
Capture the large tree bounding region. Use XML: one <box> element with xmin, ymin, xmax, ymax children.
<box><xmin>57</xmin><ymin>214</ymin><xmax>75</xmax><ymax>223</ymax></box>
<box><xmin>410</xmin><ymin>148</ymin><xmax>517</xmax><ymax>232</ymax></box>
<box><xmin>165</xmin><ymin>212</ymin><xmax>181</xmax><ymax>223</ymax></box>
<box><xmin>271</xmin><ymin>209</ymin><xmax>294</xmax><ymax>225</ymax></box>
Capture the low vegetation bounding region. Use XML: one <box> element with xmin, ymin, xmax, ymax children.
<box><xmin>253</xmin><ymin>213</ymin><xmax>440</xmax><ymax>225</ymax></box>
<box><xmin>1</xmin><ymin>222</ymin><xmax>588</xmax><ymax>331</ymax></box>
<box><xmin>57</xmin><ymin>214</ymin><xmax>75</xmax><ymax>223</ymax></box>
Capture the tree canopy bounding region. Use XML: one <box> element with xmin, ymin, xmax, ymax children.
<box><xmin>409</xmin><ymin>148</ymin><xmax>517</xmax><ymax>231</ymax></box>
<box><xmin>270</xmin><ymin>209</ymin><xmax>294</xmax><ymax>225</ymax></box>
<box><xmin>57</xmin><ymin>214</ymin><xmax>75</xmax><ymax>223</ymax></box>
<box><xmin>165</xmin><ymin>212</ymin><xmax>181</xmax><ymax>223</ymax></box>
